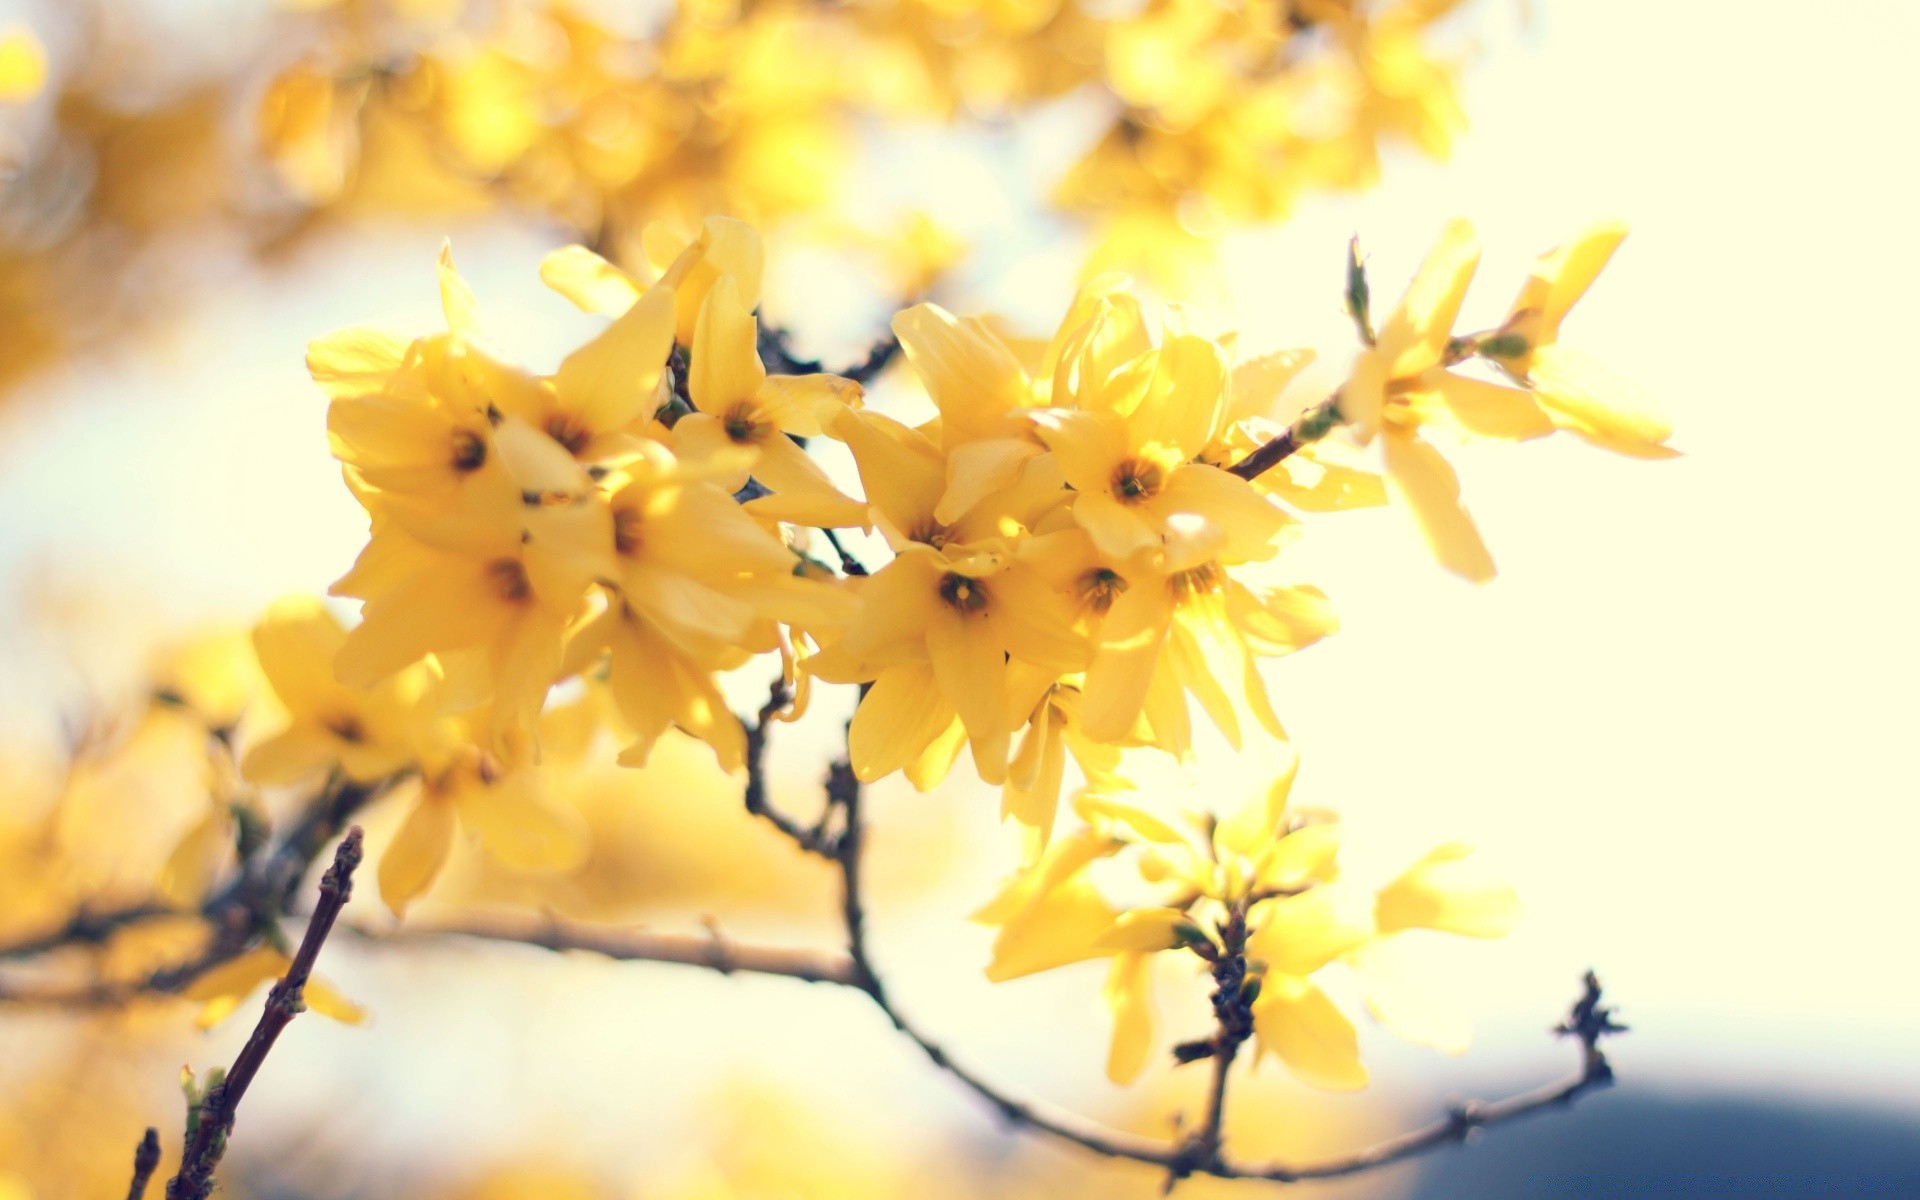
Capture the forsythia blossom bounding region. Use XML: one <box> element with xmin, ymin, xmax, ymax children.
<box><xmin>242</xmin><ymin>215</ymin><xmax>1662</xmax><ymax>1093</ymax></box>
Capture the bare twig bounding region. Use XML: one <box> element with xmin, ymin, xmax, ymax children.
<box><xmin>367</xmin><ymin>911</ymin><xmax>860</xmax><ymax>987</ymax></box>
<box><xmin>0</xmin><ymin>775</ymin><xmax>395</xmax><ymax>1006</ymax></box>
<box><xmin>821</xmin><ymin>528</ymin><xmax>869</xmax><ymax>577</ymax></box>
<box><xmin>741</xmin><ymin>680</ymin><xmax>841</xmax><ymax>857</ymax></box>
<box><xmin>1225</xmin><ymin>393</ymin><xmax>1344</xmax><ymax>481</ymax></box>
<box><xmin>125</xmin><ymin>1127</ymin><xmax>161</xmax><ymax>1200</ymax></box>
<box><xmin>165</xmin><ymin>828</ymin><xmax>365</xmax><ymax>1200</ymax></box>
<box><xmin>758</xmin><ymin>325</ymin><xmax>901</xmax><ymax>386</ymax></box>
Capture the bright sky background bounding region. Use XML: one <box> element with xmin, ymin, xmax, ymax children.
<box><xmin>1</xmin><ymin>0</ymin><xmax>1917</xmax><ymax>1186</ymax></box>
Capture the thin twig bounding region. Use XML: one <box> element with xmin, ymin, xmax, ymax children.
<box><xmin>0</xmin><ymin>775</ymin><xmax>395</xmax><ymax>1006</ymax></box>
<box><xmin>165</xmin><ymin>828</ymin><xmax>365</xmax><ymax>1200</ymax></box>
<box><xmin>125</xmin><ymin>1127</ymin><xmax>161</xmax><ymax>1200</ymax></box>
<box><xmin>758</xmin><ymin>325</ymin><xmax>901</xmax><ymax>386</ymax></box>
<box><xmin>1225</xmin><ymin>393</ymin><xmax>1344</xmax><ymax>481</ymax></box>
<box><xmin>365</xmin><ymin>912</ymin><xmax>860</xmax><ymax>987</ymax></box>
<box><xmin>741</xmin><ymin>680</ymin><xmax>840</xmax><ymax>857</ymax></box>
<box><xmin>821</xmin><ymin>528</ymin><xmax>869</xmax><ymax>577</ymax></box>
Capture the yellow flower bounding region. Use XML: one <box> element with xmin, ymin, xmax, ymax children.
<box><xmin>1340</xmin><ymin>219</ymin><xmax>1554</xmax><ymax>581</ymax></box>
<box><xmin>567</xmin><ymin>442</ymin><xmax>856</xmax><ymax>770</ymax></box>
<box><xmin>241</xmin><ymin>596</ymin><xmax>423</xmax><ymax>786</ymax></box>
<box><xmin>671</xmin><ymin>275</ymin><xmax>868</xmax><ymax>526</ymax></box>
<box><xmin>826</xmin><ymin>541</ymin><xmax>1088</xmax><ymax>786</ymax></box>
<box><xmin>1481</xmin><ymin>221</ymin><xmax>1676</xmax><ymax>458</ymax></box>
<box><xmin>179</xmin><ymin>944</ymin><xmax>365</xmax><ymax>1030</ymax></box>
<box><xmin>542</xmin><ymin>217</ymin><xmax>765</xmax><ymax>348</ymax></box>
<box><xmin>1031</xmin><ymin>331</ymin><xmax>1289</xmax><ymax>569</ymax></box>
<box><xmin>976</xmin><ymin>755</ymin><xmax>1518</xmax><ymax>1089</ymax></box>
<box><xmin>330</xmin><ymin>510</ymin><xmax>599</xmax><ymax>750</ymax></box>
<box><xmin>377</xmin><ymin>716</ymin><xmax>591</xmax><ymax>916</ymax></box>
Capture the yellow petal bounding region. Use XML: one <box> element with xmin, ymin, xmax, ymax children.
<box><xmin>1413</xmin><ymin>371</ymin><xmax>1553</xmax><ymax>441</ymax></box>
<box><xmin>1134</xmin><ymin>333</ymin><xmax>1227</xmax><ymax>460</ymax></box>
<box><xmin>937</xmin><ymin>438</ymin><xmax>1042</xmax><ymax>528</ymax></box>
<box><xmin>927</xmin><ymin>607</ymin><xmax>1010</xmax><ymax>782</ymax></box>
<box><xmin>539</xmin><ymin>245</ymin><xmax>643</xmax><ymax>316</ymax></box>
<box><xmin>1229</xmin><ymin>349</ymin><xmax>1317</xmax><ymax>423</ymax></box>
<box><xmin>455</xmin><ymin>770</ymin><xmax>590</xmax><ymax>873</ymax></box>
<box><xmin>689</xmin><ymin>276</ymin><xmax>766</xmax><ymax>414</ymax></box>
<box><xmin>241</xmin><ymin>727</ymin><xmax>341</xmax><ymax>787</ymax></box>
<box><xmin>1252</xmin><ymin>974</ymin><xmax>1368</xmax><ymax>1091</ymax></box>
<box><xmin>1093</xmin><ymin>907</ymin><xmax>1193</xmax><ymax>953</ymax></box>
<box><xmin>554</xmin><ymin>282</ymin><xmax>674</xmax><ymax>432</ymax></box>
<box><xmin>847</xmin><ymin>664</ymin><xmax>956</xmax><ymax>783</ymax></box>
<box><xmin>1075</xmin><ymin>793</ymin><xmax>1187</xmax><ymax>845</ymax></box>
<box><xmin>307</xmin><ymin>327</ymin><xmax>410</xmax><ymax>401</ymax></box>
<box><xmin>1525</xmin><ymin>344</ymin><xmax>1672</xmax><ymax>449</ymax></box>
<box><xmin>1104</xmin><ymin>952</ymin><xmax>1157</xmax><ymax>1085</ymax></box>
<box><xmin>437</xmin><ymin>242</ymin><xmax>481</xmax><ymax>341</ymax></box>
<box><xmin>984</xmin><ymin>875</ymin><xmax>1120</xmax><ymax>982</ymax></box>
<box><xmin>1029</xmin><ymin>408</ymin><xmax>1128</xmax><ymax>495</ymax></box>
<box><xmin>1381</xmin><ymin>429</ymin><xmax>1495</xmax><ymax>583</ymax></box>
<box><xmin>303</xmin><ymin>975</ymin><xmax>367</xmax><ymax>1025</ymax></box>
<box><xmin>161</xmin><ymin>810</ymin><xmax>233</xmax><ymax>906</ymax></box>
<box><xmin>893</xmin><ymin>303</ymin><xmax>1028</xmax><ymax>441</ymax></box>
<box><xmin>253</xmin><ymin>595</ymin><xmax>347</xmax><ymax>713</ymax></box>
<box><xmin>379</xmin><ymin>795</ymin><xmax>456</xmax><ymax>917</ymax></box>
<box><xmin>1377</xmin><ymin>218</ymin><xmax>1479</xmax><ymax>378</ymax></box>
<box><xmin>1081</xmin><ymin>577</ymin><xmax>1172</xmax><ymax>741</ymax></box>
<box><xmin>830</xmin><ymin>408</ymin><xmax>945</xmax><ymax>537</ymax></box>
<box><xmin>1248</xmin><ymin>883</ymin><xmax>1375</xmax><ymax>977</ymax></box>
<box><xmin>1376</xmin><ymin>843</ymin><xmax>1520</xmax><ymax>938</ymax></box>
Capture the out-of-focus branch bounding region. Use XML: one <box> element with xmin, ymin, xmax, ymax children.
<box><xmin>758</xmin><ymin>325</ymin><xmax>901</xmax><ymax>386</ymax></box>
<box><xmin>0</xmin><ymin>774</ymin><xmax>395</xmax><ymax>1006</ymax></box>
<box><xmin>165</xmin><ymin>828</ymin><xmax>365</xmax><ymax>1200</ymax></box>
<box><xmin>125</xmin><ymin>1127</ymin><xmax>161</xmax><ymax>1200</ymax></box>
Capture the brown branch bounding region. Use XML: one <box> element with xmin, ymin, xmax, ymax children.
<box><xmin>757</xmin><ymin>325</ymin><xmax>901</xmax><ymax>386</ymax></box>
<box><xmin>165</xmin><ymin>828</ymin><xmax>365</xmax><ymax>1200</ymax></box>
<box><xmin>741</xmin><ymin>680</ymin><xmax>841</xmax><ymax>857</ymax></box>
<box><xmin>1225</xmin><ymin>393</ymin><xmax>1344</xmax><ymax>481</ymax></box>
<box><xmin>366</xmin><ymin>911</ymin><xmax>860</xmax><ymax>988</ymax></box>
<box><xmin>0</xmin><ymin>902</ymin><xmax>180</xmax><ymax>962</ymax></box>
<box><xmin>0</xmin><ymin>774</ymin><xmax>394</xmax><ymax>1007</ymax></box>
<box><xmin>125</xmin><ymin>1127</ymin><xmax>161</xmax><ymax>1200</ymax></box>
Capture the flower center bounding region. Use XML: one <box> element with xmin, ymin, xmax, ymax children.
<box><xmin>612</xmin><ymin>506</ymin><xmax>643</xmax><ymax>556</ymax></box>
<box><xmin>487</xmin><ymin>558</ymin><xmax>533</xmax><ymax>604</ymax></box>
<box><xmin>723</xmin><ymin>402</ymin><xmax>769</xmax><ymax>445</ymax></box>
<box><xmin>450</xmin><ymin>429</ymin><xmax>487</xmax><ymax>473</ymax></box>
<box><xmin>938</xmin><ymin>572</ymin><xmax>989</xmax><ymax>614</ymax></box>
<box><xmin>323</xmin><ymin>714</ymin><xmax>365</xmax><ymax>743</ymax></box>
<box><xmin>1110</xmin><ymin>458</ymin><xmax>1165</xmax><ymax>504</ymax></box>
<box><xmin>544</xmin><ymin>413</ymin><xmax>591</xmax><ymax>456</ymax></box>
<box><xmin>1076</xmin><ymin>568</ymin><xmax>1127</xmax><ymax>616</ymax></box>
<box><xmin>1168</xmin><ymin>562</ymin><xmax>1224</xmax><ymax>606</ymax></box>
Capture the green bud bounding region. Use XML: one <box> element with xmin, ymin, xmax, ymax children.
<box><xmin>1478</xmin><ymin>333</ymin><xmax>1530</xmax><ymax>359</ymax></box>
<box><xmin>1345</xmin><ymin>236</ymin><xmax>1375</xmax><ymax>346</ymax></box>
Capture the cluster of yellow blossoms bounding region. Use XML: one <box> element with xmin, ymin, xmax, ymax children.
<box><xmin>245</xmin><ymin>212</ymin><xmax>1664</xmax><ymax>1085</ymax></box>
<box><xmin>263</xmin><ymin>0</ymin><xmax>1476</xmax><ymax>283</ymax></box>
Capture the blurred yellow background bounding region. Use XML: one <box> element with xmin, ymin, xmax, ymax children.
<box><xmin>1</xmin><ymin>0</ymin><xmax>1916</xmax><ymax>1196</ymax></box>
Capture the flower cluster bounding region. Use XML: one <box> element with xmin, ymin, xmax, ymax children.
<box><xmin>231</xmin><ymin>213</ymin><xmax>1664</xmax><ymax>1082</ymax></box>
<box><xmin>260</xmin><ymin>0</ymin><xmax>1479</xmax><ymax>285</ymax></box>
<box><xmin>975</xmin><ymin>753</ymin><xmax>1520</xmax><ymax>1086</ymax></box>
